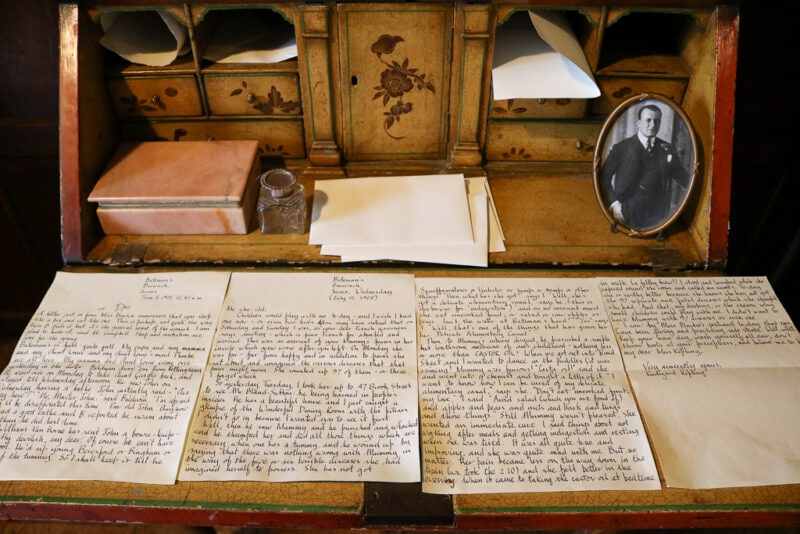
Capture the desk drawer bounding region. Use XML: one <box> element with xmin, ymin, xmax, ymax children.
<box><xmin>107</xmin><ymin>75</ymin><xmax>203</xmax><ymax>118</ymax></box>
<box><xmin>590</xmin><ymin>75</ymin><xmax>688</xmax><ymax>116</ymax></box>
<box><xmin>204</xmin><ymin>73</ymin><xmax>302</xmax><ymax>116</ymax></box>
<box><xmin>485</xmin><ymin>120</ymin><xmax>600</xmax><ymax>162</ymax></box>
<box><xmin>491</xmin><ymin>98</ymin><xmax>588</xmax><ymax>120</ymax></box>
<box><xmin>120</xmin><ymin>118</ymin><xmax>305</xmax><ymax>158</ymax></box>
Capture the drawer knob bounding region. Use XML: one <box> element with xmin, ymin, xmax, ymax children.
<box><xmin>246</xmin><ymin>93</ymin><xmax>256</xmax><ymax>104</ymax></box>
<box><xmin>151</xmin><ymin>95</ymin><xmax>162</xmax><ymax>106</ymax></box>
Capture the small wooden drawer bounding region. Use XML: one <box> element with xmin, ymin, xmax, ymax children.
<box><xmin>590</xmin><ymin>55</ymin><xmax>689</xmax><ymax>116</ymax></box>
<box><xmin>491</xmin><ymin>98</ymin><xmax>588</xmax><ymax>120</ymax></box>
<box><xmin>204</xmin><ymin>73</ymin><xmax>302</xmax><ymax>116</ymax></box>
<box><xmin>590</xmin><ymin>75</ymin><xmax>688</xmax><ymax>116</ymax></box>
<box><xmin>106</xmin><ymin>76</ymin><xmax>203</xmax><ymax>118</ymax></box>
<box><xmin>120</xmin><ymin>118</ymin><xmax>306</xmax><ymax>158</ymax></box>
<box><xmin>485</xmin><ymin>120</ymin><xmax>600</xmax><ymax>162</ymax></box>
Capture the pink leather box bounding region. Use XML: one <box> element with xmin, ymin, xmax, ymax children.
<box><xmin>88</xmin><ymin>141</ymin><xmax>260</xmax><ymax>234</ymax></box>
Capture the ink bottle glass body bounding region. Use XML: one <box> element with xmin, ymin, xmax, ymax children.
<box><xmin>257</xmin><ymin>169</ymin><xmax>306</xmax><ymax>234</ymax></box>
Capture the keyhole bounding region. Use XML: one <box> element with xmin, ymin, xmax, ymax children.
<box><xmin>351</xmin><ymin>75</ymin><xmax>359</xmax><ymax>87</ymax></box>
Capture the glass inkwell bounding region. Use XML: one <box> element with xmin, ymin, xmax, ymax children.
<box><xmin>257</xmin><ymin>168</ymin><xmax>306</xmax><ymax>234</ymax></box>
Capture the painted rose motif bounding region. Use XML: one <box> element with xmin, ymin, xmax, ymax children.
<box><xmin>380</xmin><ymin>68</ymin><xmax>413</xmax><ymax>98</ymax></box>
<box><xmin>370</xmin><ymin>35</ymin><xmax>435</xmax><ymax>139</ymax></box>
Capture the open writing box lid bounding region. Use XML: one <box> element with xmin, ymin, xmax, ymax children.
<box><xmin>88</xmin><ymin>141</ymin><xmax>259</xmax><ymax>207</ymax></box>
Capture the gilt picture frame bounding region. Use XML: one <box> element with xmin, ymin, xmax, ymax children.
<box><xmin>593</xmin><ymin>93</ymin><xmax>699</xmax><ymax>237</ymax></box>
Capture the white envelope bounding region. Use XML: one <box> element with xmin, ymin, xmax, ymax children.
<box><xmin>203</xmin><ymin>11</ymin><xmax>298</xmax><ymax>64</ymax></box>
<box><xmin>492</xmin><ymin>10</ymin><xmax>599</xmax><ymax>100</ymax></box>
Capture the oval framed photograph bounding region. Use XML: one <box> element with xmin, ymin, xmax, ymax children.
<box><xmin>593</xmin><ymin>93</ymin><xmax>699</xmax><ymax>237</ymax></box>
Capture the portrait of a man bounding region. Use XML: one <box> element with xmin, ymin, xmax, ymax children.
<box><xmin>596</xmin><ymin>97</ymin><xmax>696</xmax><ymax>234</ymax></box>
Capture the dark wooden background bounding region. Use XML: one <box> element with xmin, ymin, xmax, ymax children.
<box><xmin>1</xmin><ymin>1</ymin><xmax>797</xmax><ymax>337</ymax></box>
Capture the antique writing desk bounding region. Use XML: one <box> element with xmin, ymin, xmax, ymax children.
<box><xmin>1</xmin><ymin>0</ymin><xmax>799</xmax><ymax>529</ymax></box>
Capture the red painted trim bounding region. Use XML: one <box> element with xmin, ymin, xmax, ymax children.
<box><xmin>708</xmin><ymin>5</ymin><xmax>739</xmax><ymax>269</ymax></box>
<box><xmin>455</xmin><ymin>510</ymin><xmax>800</xmax><ymax>531</ymax></box>
<box><xmin>0</xmin><ymin>503</ymin><xmax>363</xmax><ymax>529</ymax></box>
<box><xmin>58</xmin><ymin>3</ymin><xmax>83</xmax><ymax>263</ymax></box>
<box><xmin>3</xmin><ymin>502</ymin><xmax>799</xmax><ymax>530</ymax></box>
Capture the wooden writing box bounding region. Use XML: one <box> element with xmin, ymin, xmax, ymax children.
<box><xmin>13</xmin><ymin>0</ymin><xmax>795</xmax><ymax>530</ymax></box>
<box><xmin>88</xmin><ymin>140</ymin><xmax>260</xmax><ymax>235</ymax></box>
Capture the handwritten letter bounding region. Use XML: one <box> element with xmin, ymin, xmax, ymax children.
<box><xmin>415</xmin><ymin>278</ymin><xmax>659</xmax><ymax>494</ymax></box>
<box><xmin>0</xmin><ymin>271</ymin><xmax>229</xmax><ymax>484</ymax></box>
<box><xmin>179</xmin><ymin>272</ymin><xmax>419</xmax><ymax>482</ymax></box>
<box><xmin>599</xmin><ymin>276</ymin><xmax>800</xmax><ymax>489</ymax></box>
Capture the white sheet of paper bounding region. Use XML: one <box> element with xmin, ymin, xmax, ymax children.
<box><xmin>599</xmin><ymin>276</ymin><xmax>800</xmax><ymax>489</ymax></box>
<box><xmin>0</xmin><ymin>271</ymin><xmax>229</xmax><ymax>484</ymax></box>
<box><xmin>179</xmin><ymin>272</ymin><xmax>421</xmax><ymax>482</ymax></box>
<box><xmin>492</xmin><ymin>10</ymin><xmax>600</xmax><ymax>100</ymax></box>
<box><xmin>99</xmin><ymin>11</ymin><xmax>189</xmax><ymax>67</ymax></box>
<box><xmin>202</xmin><ymin>11</ymin><xmax>297</xmax><ymax>64</ymax></box>
<box><xmin>318</xmin><ymin>177</ymin><xmax>504</xmax><ymax>265</ymax></box>
<box><xmin>309</xmin><ymin>174</ymin><xmax>474</xmax><ymax>247</ymax></box>
<box><xmin>416</xmin><ymin>277</ymin><xmax>660</xmax><ymax>494</ymax></box>
<box><xmin>322</xmin><ymin>190</ymin><xmax>488</xmax><ymax>267</ymax></box>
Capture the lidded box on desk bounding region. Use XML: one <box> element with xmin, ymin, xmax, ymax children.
<box><xmin>88</xmin><ymin>141</ymin><xmax>260</xmax><ymax>235</ymax></box>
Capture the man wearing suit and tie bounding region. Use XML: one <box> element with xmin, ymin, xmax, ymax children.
<box><xmin>602</xmin><ymin>103</ymin><xmax>690</xmax><ymax>231</ymax></box>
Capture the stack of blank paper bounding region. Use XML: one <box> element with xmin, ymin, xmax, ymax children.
<box><xmin>310</xmin><ymin>174</ymin><xmax>504</xmax><ymax>267</ymax></box>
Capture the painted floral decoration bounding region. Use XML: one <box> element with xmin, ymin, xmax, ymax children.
<box><xmin>370</xmin><ymin>34</ymin><xmax>435</xmax><ymax>139</ymax></box>
<box><xmin>230</xmin><ymin>81</ymin><xmax>300</xmax><ymax>115</ymax></box>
